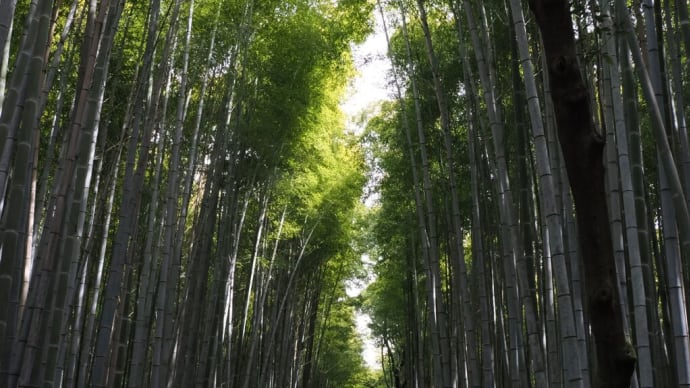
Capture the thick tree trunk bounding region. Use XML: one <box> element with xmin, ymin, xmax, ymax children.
<box><xmin>527</xmin><ymin>1</ymin><xmax>636</xmax><ymax>387</ymax></box>
<box><xmin>509</xmin><ymin>1</ymin><xmax>585</xmax><ymax>385</ymax></box>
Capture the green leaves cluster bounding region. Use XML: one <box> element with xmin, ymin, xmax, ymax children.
<box><xmin>1</xmin><ymin>0</ymin><xmax>381</xmax><ymax>385</ymax></box>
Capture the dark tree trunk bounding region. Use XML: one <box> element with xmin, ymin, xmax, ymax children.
<box><xmin>527</xmin><ymin>1</ymin><xmax>636</xmax><ymax>387</ymax></box>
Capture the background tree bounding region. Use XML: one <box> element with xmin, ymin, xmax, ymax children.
<box><xmin>364</xmin><ymin>1</ymin><xmax>690</xmax><ymax>387</ymax></box>
<box><xmin>0</xmin><ymin>1</ymin><xmax>379</xmax><ymax>387</ymax></box>
<box><xmin>4</xmin><ymin>0</ymin><xmax>690</xmax><ymax>387</ymax></box>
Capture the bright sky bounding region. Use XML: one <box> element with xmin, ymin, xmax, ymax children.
<box><xmin>342</xmin><ymin>14</ymin><xmax>391</xmax><ymax>371</ymax></box>
<box><xmin>342</xmin><ymin>17</ymin><xmax>391</xmax><ymax>134</ymax></box>
<box><xmin>346</xmin><ymin>256</ymin><xmax>381</xmax><ymax>370</ymax></box>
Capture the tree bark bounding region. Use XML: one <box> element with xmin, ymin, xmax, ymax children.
<box><xmin>527</xmin><ymin>1</ymin><xmax>636</xmax><ymax>386</ymax></box>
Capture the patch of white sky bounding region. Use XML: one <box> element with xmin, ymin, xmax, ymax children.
<box><xmin>341</xmin><ymin>13</ymin><xmax>392</xmax><ymax>135</ymax></box>
<box><xmin>345</xmin><ymin>254</ymin><xmax>380</xmax><ymax>370</ymax></box>
<box><xmin>341</xmin><ymin>10</ymin><xmax>393</xmax><ymax>372</ymax></box>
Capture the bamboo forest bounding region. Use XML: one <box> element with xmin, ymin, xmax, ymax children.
<box><xmin>3</xmin><ymin>0</ymin><xmax>690</xmax><ymax>386</ymax></box>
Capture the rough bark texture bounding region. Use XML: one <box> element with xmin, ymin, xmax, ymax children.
<box><xmin>527</xmin><ymin>1</ymin><xmax>636</xmax><ymax>387</ymax></box>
